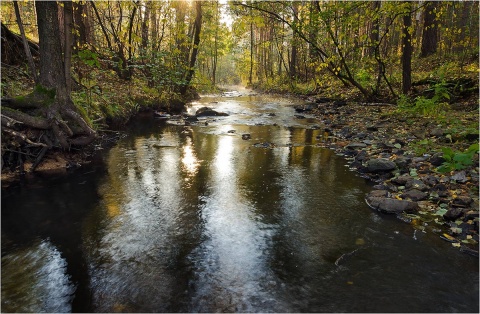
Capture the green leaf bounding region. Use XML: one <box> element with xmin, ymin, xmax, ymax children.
<box><xmin>434</xmin><ymin>208</ymin><xmax>448</xmax><ymax>216</ymax></box>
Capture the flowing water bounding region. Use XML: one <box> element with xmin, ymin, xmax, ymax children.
<box><xmin>2</xmin><ymin>91</ymin><xmax>479</xmax><ymax>313</ymax></box>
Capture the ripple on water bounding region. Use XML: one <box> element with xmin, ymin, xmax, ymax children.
<box><xmin>1</xmin><ymin>239</ymin><xmax>75</xmax><ymax>313</ymax></box>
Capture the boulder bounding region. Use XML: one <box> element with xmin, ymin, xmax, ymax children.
<box><xmin>366</xmin><ymin>158</ymin><xmax>397</xmax><ymax>173</ymax></box>
<box><xmin>195</xmin><ymin>107</ymin><xmax>229</xmax><ymax>117</ymax></box>
<box><xmin>242</xmin><ymin>134</ymin><xmax>251</xmax><ymax>140</ymax></box>
<box><xmin>365</xmin><ymin>196</ymin><xmax>419</xmax><ymax>214</ymax></box>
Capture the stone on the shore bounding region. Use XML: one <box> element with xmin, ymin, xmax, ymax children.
<box><xmin>430</xmin><ymin>128</ymin><xmax>444</xmax><ymax>137</ymax></box>
<box><xmin>346</xmin><ymin>142</ymin><xmax>367</xmax><ymax>150</ymax></box>
<box><xmin>391</xmin><ymin>174</ymin><xmax>413</xmax><ymax>186</ymax></box>
<box><xmin>443</xmin><ymin>207</ymin><xmax>465</xmax><ymax>221</ymax></box>
<box><xmin>365</xmin><ymin>196</ymin><xmax>419</xmax><ymax>214</ymax></box>
<box><xmin>429</xmin><ymin>154</ymin><xmax>446</xmax><ymax>167</ymax></box>
<box><xmin>242</xmin><ymin>134</ymin><xmax>251</xmax><ymax>140</ymax></box>
<box><xmin>451</xmin><ymin>171</ymin><xmax>468</xmax><ymax>183</ymax></box>
<box><xmin>401</xmin><ymin>189</ymin><xmax>428</xmax><ymax>201</ymax></box>
<box><xmin>393</xmin><ymin>156</ymin><xmax>411</xmax><ymax>170</ymax></box>
<box><xmin>405</xmin><ymin>179</ymin><xmax>428</xmax><ymax>191</ymax></box>
<box><xmin>368</xmin><ymin>190</ymin><xmax>389</xmax><ymax>198</ymax></box>
<box><xmin>423</xmin><ymin>175</ymin><xmax>439</xmax><ymax>186</ymax></box>
<box><xmin>366</xmin><ymin>158</ymin><xmax>397</xmax><ymax>173</ymax></box>
<box><xmin>452</xmin><ymin>196</ymin><xmax>473</xmax><ymax>207</ymax></box>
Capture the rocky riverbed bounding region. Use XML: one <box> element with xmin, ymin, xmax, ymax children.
<box><xmin>300</xmin><ymin>98</ymin><xmax>479</xmax><ymax>256</ymax></box>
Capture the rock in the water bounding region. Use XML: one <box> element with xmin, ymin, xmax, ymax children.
<box><xmin>242</xmin><ymin>134</ymin><xmax>251</xmax><ymax>140</ymax></box>
<box><xmin>184</xmin><ymin>114</ymin><xmax>198</xmax><ymax>122</ymax></box>
<box><xmin>195</xmin><ymin>107</ymin><xmax>229</xmax><ymax>117</ymax></box>
<box><xmin>365</xmin><ymin>196</ymin><xmax>419</xmax><ymax>214</ymax></box>
<box><xmin>366</xmin><ymin>158</ymin><xmax>397</xmax><ymax>172</ymax></box>
<box><xmin>253</xmin><ymin>142</ymin><xmax>275</xmax><ymax>148</ymax></box>
<box><xmin>294</xmin><ymin>103</ymin><xmax>317</xmax><ymax>112</ymax></box>
<box><xmin>401</xmin><ymin>189</ymin><xmax>428</xmax><ymax>201</ymax></box>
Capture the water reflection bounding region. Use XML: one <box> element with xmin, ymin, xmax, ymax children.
<box><xmin>189</xmin><ymin>134</ymin><xmax>283</xmax><ymax>312</ymax></box>
<box><xmin>1</xmin><ymin>239</ymin><xmax>75</xmax><ymax>313</ymax></box>
<box><xmin>182</xmin><ymin>136</ymin><xmax>201</xmax><ymax>178</ymax></box>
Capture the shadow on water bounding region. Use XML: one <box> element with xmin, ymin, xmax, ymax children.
<box><xmin>1</xmin><ymin>93</ymin><xmax>478</xmax><ymax>313</ymax></box>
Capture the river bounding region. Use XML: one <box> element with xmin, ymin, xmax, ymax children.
<box><xmin>2</xmin><ymin>91</ymin><xmax>478</xmax><ymax>312</ymax></box>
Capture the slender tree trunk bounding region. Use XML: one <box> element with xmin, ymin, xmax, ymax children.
<box><xmin>13</xmin><ymin>1</ymin><xmax>38</xmax><ymax>83</ymax></box>
<box><xmin>249</xmin><ymin>8</ymin><xmax>254</xmax><ymax>86</ymax></box>
<box><xmin>289</xmin><ymin>2</ymin><xmax>299</xmax><ymax>80</ymax></box>
<box><xmin>402</xmin><ymin>6</ymin><xmax>412</xmax><ymax>94</ymax></box>
<box><xmin>64</xmin><ymin>1</ymin><xmax>73</xmax><ymax>94</ymax></box>
<box><xmin>180</xmin><ymin>1</ymin><xmax>202</xmax><ymax>95</ymax></box>
<box><xmin>420</xmin><ymin>1</ymin><xmax>438</xmax><ymax>57</ymax></box>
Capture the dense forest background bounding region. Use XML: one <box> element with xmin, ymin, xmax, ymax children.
<box><xmin>1</xmin><ymin>0</ymin><xmax>478</xmax><ymax>172</ymax></box>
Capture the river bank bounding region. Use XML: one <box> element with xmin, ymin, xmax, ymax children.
<box><xmin>298</xmin><ymin>97</ymin><xmax>479</xmax><ymax>256</ymax></box>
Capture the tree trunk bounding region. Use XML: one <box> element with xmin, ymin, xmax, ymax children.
<box><xmin>73</xmin><ymin>1</ymin><xmax>88</xmax><ymax>47</ymax></box>
<box><xmin>402</xmin><ymin>6</ymin><xmax>413</xmax><ymax>94</ymax></box>
<box><xmin>13</xmin><ymin>1</ymin><xmax>38</xmax><ymax>83</ymax></box>
<box><xmin>289</xmin><ymin>2</ymin><xmax>299</xmax><ymax>80</ymax></box>
<box><xmin>420</xmin><ymin>1</ymin><xmax>438</xmax><ymax>58</ymax></box>
<box><xmin>64</xmin><ymin>1</ymin><xmax>73</xmax><ymax>94</ymax></box>
<box><xmin>141</xmin><ymin>1</ymin><xmax>150</xmax><ymax>51</ymax></box>
<box><xmin>180</xmin><ymin>1</ymin><xmax>202</xmax><ymax>95</ymax></box>
<box><xmin>249</xmin><ymin>18</ymin><xmax>254</xmax><ymax>86</ymax></box>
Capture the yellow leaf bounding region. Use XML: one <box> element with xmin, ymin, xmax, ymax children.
<box><xmin>452</xmin><ymin>243</ymin><xmax>461</xmax><ymax>247</ymax></box>
<box><xmin>347</xmin><ymin>281</ymin><xmax>354</xmax><ymax>285</ymax></box>
<box><xmin>442</xmin><ymin>233</ymin><xmax>456</xmax><ymax>241</ymax></box>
